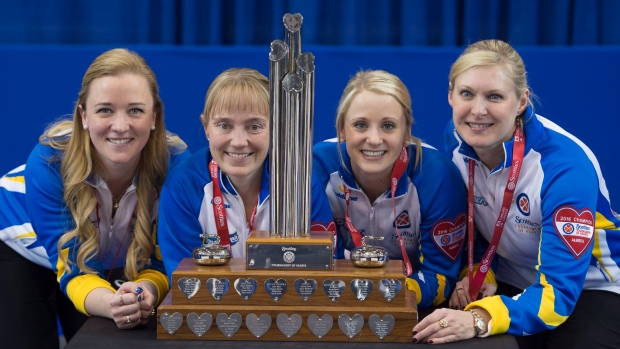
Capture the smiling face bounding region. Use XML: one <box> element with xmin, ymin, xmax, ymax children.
<box><xmin>449</xmin><ymin>65</ymin><xmax>528</xmax><ymax>169</ymax></box>
<box><xmin>340</xmin><ymin>89</ymin><xmax>408</xmax><ymax>185</ymax></box>
<box><xmin>80</xmin><ymin>73</ymin><xmax>156</xmax><ymax>177</ymax></box>
<box><xmin>204</xmin><ymin>111</ymin><xmax>269</xmax><ymax>187</ymax></box>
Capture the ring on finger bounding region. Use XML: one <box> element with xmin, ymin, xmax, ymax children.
<box><xmin>439</xmin><ymin>318</ymin><xmax>448</xmax><ymax>328</ymax></box>
<box><xmin>119</xmin><ymin>295</ymin><xmax>124</xmax><ymax>306</ymax></box>
<box><xmin>456</xmin><ymin>288</ymin><xmax>464</xmax><ymax>293</ymax></box>
<box><xmin>126</xmin><ymin>315</ymin><xmax>131</xmax><ymax>323</ymax></box>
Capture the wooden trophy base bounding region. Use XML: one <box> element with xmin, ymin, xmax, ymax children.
<box><xmin>246</xmin><ymin>230</ymin><xmax>334</xmax><ymax>270</ymax></box>
<box><xmin>157</xmin><ymin>258</ymin><xmax>418</xmax><ymax>342</ymax></box>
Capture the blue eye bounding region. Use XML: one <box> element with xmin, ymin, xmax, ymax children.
<box><xmin>96</xmin><ymin>108</ymin><xmax>112</xmax><ymax>114</ymax></box>
<box><xmin>354</xmin><ymin>122</ymin><xmax>367</xmax><ymax>130</ymax></box>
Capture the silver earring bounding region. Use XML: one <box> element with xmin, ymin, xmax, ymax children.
<box><xmin>83</xmin><ymin>124</ymin><xmax>88</xmax><ymax>130</ymax></box>
<box><xmin>150</xmin><ymin>125</ymin><xmax>155</xmax><ymax>131</ymax></box>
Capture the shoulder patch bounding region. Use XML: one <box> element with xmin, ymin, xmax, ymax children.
<box><xmin>431</xmin><ymin>213</ymin><xmax>466</xmax><ymax>261</ymax></box>
<box><xmin>553</xmin><ymin>205</ymin><xmax>594</xmax><ymax>259</ymax></box>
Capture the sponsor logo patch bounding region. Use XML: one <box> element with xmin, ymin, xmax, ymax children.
<box><xmin>393</xmin><ymin>210</ymin><xmax>411</xmax><ymax>229</ymax></box>
<box><xmin>516</xmin><ymin>193</ymin><xmax>530</xmax><ymax>216</ymax></box>
<box><xmin>431</xmin><ymin>213</ymin><xmax>466</xmax><ymax>261</ymax></box>
<box><xmin>553</xmin><ymin>205</ymin><xmax>594</xmax><ymax>259</ymax></box>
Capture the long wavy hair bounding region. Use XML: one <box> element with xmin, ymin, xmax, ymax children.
<box><xmin>335</xmin><ymin>70</ymin><xmax>422</xmax><ymax>170</ymax></box>
<box><xmin>42</xmin><ymin>48</ymin><xmax>186</xmax><ymax>280</ymax></box>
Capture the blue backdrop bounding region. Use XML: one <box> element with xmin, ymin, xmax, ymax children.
<box><xmin>1</xmin><ymin>0</ymin><xmax>620</xmax><ymax>46</ymax></box>
<box><xmin>1</xmin><ymin>45</ymin><xmax>619</xmax><ymax>206</ymax></box>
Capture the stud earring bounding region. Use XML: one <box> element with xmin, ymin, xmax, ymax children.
<box><xmin>150</xmin><ymin>125</ymin><xmax>155</xmax><ymax>131</ymax></box>
<box><xmin>83</xmin><ymin>124</ymin><xmax>88</xmax><ymax>130</ymax></box>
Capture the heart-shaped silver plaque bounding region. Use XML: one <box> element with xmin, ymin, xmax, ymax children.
<box><xmin>378</xmin><ymin>279</ymin><xmax>402</xmax><ymax>302</ymax></box>
<box><xmin>159</xmin><ymin>312</ymin><xmax>183</xmax><ymax>335</ymax></box>
<box><xmin>322</xmin><ymin>279</ymin><xmax>345</xmax><ymax>302</ymax></box>
<box><xmin>307</xmin><ymin>314</ymin><xmax>333</xmax><ymax>339</ymax></box>
<box><xmin>294</xmin><ymin>278</ymin><xmax>317</xmax><ymax>301</ymax></box>
<box><xmin>234</xmin><ymin>278</ymin><xmax>257</xmax><ymax>300</ymax></box>
<box><xmin>206</xmin><ymin>278</ymin><xmax>230</xmax><ymax>300</ymax></box>
<box><xmin>338</xmin><ymin>314</ymin><xmax>364</xmax><ymax>339</ymax></box>
<box><xmin>245</xmin><ymin>313</ymin><xmax>272</xmax><ymax>338</ymax></box>
<box><xmin>276</xmin><ymin>313</ymin><xmax>302</xmax><ymax>338</ymax></box>
<box><xmin>368</xmin><ymin>314</ymin><xmax>395</xmax><ymax>339</ymax></box>
<box><xmin>215</xmin><ymin>313</ymin><xmax>242</xmax><ymax>338</ymax></box>
<box><xmin>186</xmin><ymin>312</ymin><xmax>212</xmax><ymax>337</ymax></box>
<box><xmin>350</xmin><ymin>279</ymin><xmax>374</xmax><ymax>301</ymax></box>
<box><xmin>177</xmin><ymin>277</ymin><xmax>200</xmax><ymax>299</ymax></box>
<box><xmin>264</xmin><ymin>278</ymin><xmax>288</xmax><ymax>301</ymax></box>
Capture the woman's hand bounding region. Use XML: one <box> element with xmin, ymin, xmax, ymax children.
<box><xmin>449</xmin><ymin>276</ymin><xmax>497</xmax><ymax>309</ymax></box>
<box><xmin>412</xmin><ymin>308</ymin><xmax>478</xmax><ymax>344</ymax></box>
<box><xmin>110</xmin><ymin>281</ymin><xmax>156</xmax><ymax>329</ymax></box>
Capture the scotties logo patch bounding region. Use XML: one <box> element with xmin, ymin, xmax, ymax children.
<box><xmin>393</xmin><ymin>210</ymin><xmax>411</xmax><ymax>229</ymax></box>
<box><xmin>431</xmin><ymin>213</ymin><xmax>466</xmax><ymax>261</ymax></box>
<box><xmin>553</xmin><ymin>206</ymin><xmax>594</xmax><ymax>259</ymax></box>
<box><xmin>516</xmin><ymin>193</ymin><xmax>530</xmax><ymax>216</ymax></box>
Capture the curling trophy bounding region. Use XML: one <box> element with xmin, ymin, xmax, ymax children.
<box><xmin>156</xmin><ymin>13</ymin><xmax>418</xmax><ymax>342</ymax></box>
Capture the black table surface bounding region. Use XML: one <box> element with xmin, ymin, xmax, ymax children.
<box><xmin>66</xmin><ymin>315</ymin><xmax>518</xmax><ymax>349</ymax></box>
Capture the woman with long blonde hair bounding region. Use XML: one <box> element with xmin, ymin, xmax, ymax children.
<box><xmin>0</xmin><ymin>48</ymin><xmax>188</xmax><ymax>347</ymax></box>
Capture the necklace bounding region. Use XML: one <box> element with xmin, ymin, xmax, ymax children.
<box><xmin>113</xmin><ymin>197</ymin><xmax>120</xmax><ymax>210</ymax></box>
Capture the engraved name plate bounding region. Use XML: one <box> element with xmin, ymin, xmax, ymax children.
<box><xmin>378</xmin><ymin>279</ymin><xmax>402</xmax><ymax>302</ymax></box>
<box><xmin>307</xmin><ymin>314</ymin><xmax>333</xmax><ymax>339</ymax></box>
<box><xmin>294</xmin><ymin>278</ymin><xmax>317</xmax><ymax>301</ymax></box>
<box><xmin>265</xmin><ymin>278</ymin><xmax>288</xmax><ymax>301</ymax></box>
<box><xmin>350</xmin><ymin>279</ymin><xmax>374</xmax><ymax>301</ymax></box>
<box><xmin>276</xmin><ymin>313</ymin><xmax>302</xmax><ymax>338</ymax></box>
<box><xmin>368</xmin><ymin>314</ymin><xmax>395</xmax><ymax>340</ymax></box>
<box><xmin>186</xmin><ymin>312</ymin><xmax>213</xmax><ymax>337</ymax></box>
<box><xmin>322</xmin><ymin>279</ymin><xmax>345</xmax><ymax>302</ymax></box>
<box><xmin>206</xmin><ymin>278</ymin><xmax>230</xmax><ymax>300</ymax></box>
<box><xmin>234</xmin><ymin>278</ymin><xmax>258</xmax><ymax>300</ymax></box>
<box><xmin>159</xmin><ymin>312</ymin><xmax>183</xmax><ymax>335</ymax></box>
<box><xmin>338</xmin><ymin>314</ymin><xmax>364</xmax><ymax>339</ymax></box>
<box><xmin>216</xmin><ymin>313</ymin><xmax>242</xmax><ymax>338</ymax></box>
<box><xmin>177</xmin><ymin>277</ymin><xmax>201</xmax><ymax>299</ymax></box>
<box><xmin>246</xmin><ymin>313</ymin><xmax>272</xmax><ymax>338</ymax></box>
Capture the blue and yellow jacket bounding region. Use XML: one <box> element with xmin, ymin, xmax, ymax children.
<box><xmin>445</xmin><ymin>106</ymin><xmax>620</xmax><ymax>336</ymax></box>
<box><xmin>313</xmin><ymin>140</ymin><xmax>468</xmax><ymax>309</ymax></box>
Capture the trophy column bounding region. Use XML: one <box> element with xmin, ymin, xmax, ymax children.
<box><xmin>245</xmin><ymin>12</ymin><xmax>332</xmax><ymax>271</ymax></box>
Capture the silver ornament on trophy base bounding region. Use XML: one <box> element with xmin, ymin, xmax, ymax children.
<box><xmin>350</xmin><ymin>236</ymin><xmax>389</xmax><ymax>268</ymax></box>
<box><xmin>192</xmin><ymin>235</ymin><xmax>231</xmax><ymax>266</ymax></box>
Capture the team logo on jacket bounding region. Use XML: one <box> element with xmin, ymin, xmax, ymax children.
<box><xmin>431</xmin><ymin>213</ymin><xmax>466</xmax><ymax>261</ymax></box>
<box><xmin>516</xmin><ymin>193</ymin><xmax>530</xmax><ymax>216</ymax></box>
<box><xmin>553</xmin><ymin>205</ymin><xmax>594</xmax><ymax>259</ymax></box>
<box><xmin>393</xmin><ymin>210</ymin><xmax>411</xmax><ymax>229</ymax></box>
<box><xmin>230</xmin><ymin>232</ymin><xmax>239</xmax><ymax>245</ymax></box>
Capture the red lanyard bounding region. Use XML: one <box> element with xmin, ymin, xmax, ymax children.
<box><xmin>208</xmin><ymin>159</ymin><xmax>257</xmax><ymax>256</ymax></box>
<box><xmin>467</xmin><ymin>121</ymin><xmax>525</xmax><ymax>300</ymax></box>
<box><xmin>343</xmin><ymin>145</ymin><xmax>413</xmax><ymax>276</ymax></box>
<box><xmin>95</xmin><ymin>203</ymin><xmax>133</xmax><ymax>281</ymax></box>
